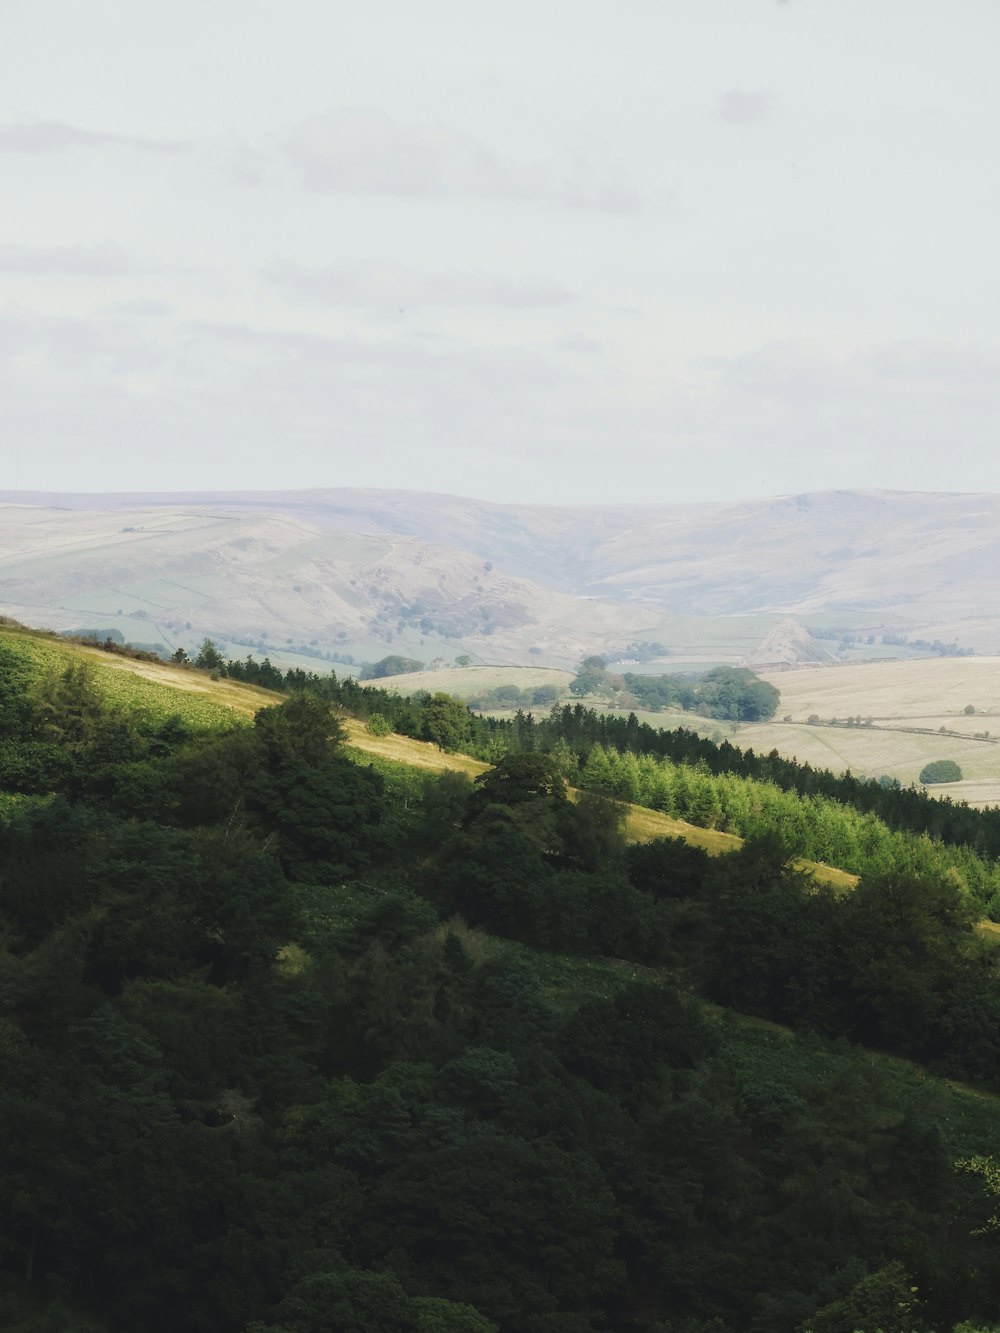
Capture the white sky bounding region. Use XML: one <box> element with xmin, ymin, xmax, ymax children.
<box><xmin>2</xmin><ymin>0</ymin><xmax>999</xmax><ymax>503</ymax></box>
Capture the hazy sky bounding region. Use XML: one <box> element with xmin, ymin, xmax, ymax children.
<box><xmin>2</xmin><ymin>0</ymin><xmax>1000</xmax><ymax>504</ymax></box>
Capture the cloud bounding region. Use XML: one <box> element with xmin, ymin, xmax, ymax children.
<box><xmin>554</xmin><ymin>334</ymin><xmax>604</xmax><ymax>357</ymax></box>
<box><xmin>282</xmin><ymin>109</ymin><xmax>642</xmax><ymax>212</ymax></box>
<box><xmin>262</xmin><ymin>259</ymin><xmax>575</xmax><ymax>309</ymax></box>
<box><xmin>0</xmin><ymin>120</ymin><xmax>186</xmax><ymax>153</ymax></box>
<box><xmin>183</xmin><ymin>318</ymin><xmax>565</xmax><ymax>388</ymax></box>
<box><xmin>716</xmin><ymin>90</ymin><xmax>773</xmax><ymax>125</ymax></box>
<box><xmin>0</xmin><ymin>243</ymin><xmax>132</xmax><ymax>275</ymax></box>
<box><xmin>104</xmin><ymin>298</ymin><xmax>171</xmax><ymax>318</ymax></box>
<box><xmin>5</xmin><ymin>312</ymin><xmax>1000</xmax><ymax>503</ymax></box>
<box><xmin>712</xmin><ymin>340</ymin><xmax>1000</xmax><ymax>401</ymax></box>
<box><xmin>689</xmin><ymin>339</ymin><xmax>1000</xmax><ymax>498</ymax></box>
<box><xmin>859</xmin><ymin>341</ymin><xmax>1000</xmax><ymax>387</ymax></box>
<box><xmin>0</xmin><ymin>310</ymin><xmax>167</xmax><ymax>378</ymax></box>
<box><xmin>0</xmin><ymin>309</ymin><xmax>585</xmax><ymax>496</ymax></box>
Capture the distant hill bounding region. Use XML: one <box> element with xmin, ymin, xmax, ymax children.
<box><xmin>1</xmin><ymin>487</ymin><xmax>997</xmax><ymax>667</ymax></box>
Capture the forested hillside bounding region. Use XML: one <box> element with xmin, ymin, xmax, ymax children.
<box><xmin>5</xmin><ymin>623</ymin><xmax>1000</xmax><ymax>1332</ymax></box>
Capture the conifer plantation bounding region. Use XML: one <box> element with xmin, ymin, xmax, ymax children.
<box><xmin>5</xmin><ymin>624</ymin><xmax>1000</xmax><ymax>1333</ymax></box>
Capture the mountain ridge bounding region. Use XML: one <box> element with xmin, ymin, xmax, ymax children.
<box><xmin>1</xmin><ymin>486</ymin><xmax>997</xmax><ymax>665</ymax></box>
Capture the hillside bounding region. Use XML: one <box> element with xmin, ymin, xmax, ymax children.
<box><xmin>7</xmin><ymin>621</ymin><xmax>1000</xmax><ymax>1332</ymax></box>
<box><xmin>3</xmin><ymin>487</ymin><xmax>1000</xmax><ymax>668</ymax></box>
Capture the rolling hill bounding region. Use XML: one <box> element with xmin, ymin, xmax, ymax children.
<box><xmin>2</xmin><ymin>486</ymin><xmax>999</xmax><ymax>668</ymax></box>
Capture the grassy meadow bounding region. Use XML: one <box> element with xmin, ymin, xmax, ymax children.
<box><xmin>365</xmin><ymin>663</ymin><xmax>575</xmax><ymax>698</ymax></box>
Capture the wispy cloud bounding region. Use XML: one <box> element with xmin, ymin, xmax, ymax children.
<box><xmin>712</xmin><ymin>340</ymin><xmax>1000</xmax><ymax>399</ymax></box>
<box><xmin>262</xmin><ymin>259</ymin><xmax>575</xmax><ymax>309</ymax></box>
<box><xmin>0</xmin><ymin>310</ymin><xmax>167</xmax><ymax>378</ymax></box>
<box><xmin>0</xmin><ymin>243</ymin><xmax>132</xmax><ymax>275</ymax></box>
<box><xmin>0</xmin><ymin>120</ymin><xmax>186</xmax><ymax>153</ymax></box>
<box><xmin>282</xmin><ymin>109</ymin><xmax>642</xmax><ymax>212</ymax></box>
<box><xmin>104</xmin><ymin>298</ymin><xmax>171</xmax><ymax>318</ymax></box>
<box><xmin>716</xmin><ymin>90</ymin><xmax>774</xmax><ymax>126</ymax></box>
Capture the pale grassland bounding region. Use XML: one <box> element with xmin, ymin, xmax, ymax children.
<box><xmin>341</xmin><ymin>719</ymin><xmax>489</xmax><ymax>777</ymax></box>
<box><xmin>364</xmin><ymin>664</ymin><xmax>574</xmax><ymax>699</ymax></box>
<box><xmin>763</xmin><ymin>656</ymin><xmax>1000</xmax><ymax>721</ymax></box>
<box><xmin>621</xmin><ymin>803</ymin><xmax>743</xmax><ymax>856</ymax></box>
<box><xmin>711</xmin><ymin>719</ymin><xmax>999</xmax><ymax>783</ymax></box>
<box><xmin>758</xmin><ymin>658</ymin><xmax>1000</xmax><ymax>800</ymax></box>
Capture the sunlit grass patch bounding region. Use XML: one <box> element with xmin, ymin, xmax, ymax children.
<box><xmin>1</xmin><ymin>626</ymin><xmax>263</xmax><ymax>730</ymax></box>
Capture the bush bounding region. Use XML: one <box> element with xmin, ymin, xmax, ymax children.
<box><xmin>919</xmin><ymin>759</ymin><xmax>963</xmax><ymax>784</ymax></box>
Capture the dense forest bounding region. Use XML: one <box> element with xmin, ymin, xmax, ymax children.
<box><xmin>5</xmin><ymin>626</ymin><xmax>1000</xmax><ymax>1331</ymax></box>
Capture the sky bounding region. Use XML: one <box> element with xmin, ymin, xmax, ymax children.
<box><xmin>2</xmin><ymin>0</ymin><xmax>999</xmax><ymax>505</ymax></box>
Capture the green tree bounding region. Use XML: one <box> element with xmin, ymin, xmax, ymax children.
<box><xmin>417</xmin><ymin>770</ymin><xmax>473</xmax><ymax>848</ymax></box>
<box><xmin>695</xmin><ymin>666</ymin><xmax>779</xmax><ymax>721</ymax></box>
<box><xmin>253</xmin><ymin>691</ymin><xmax>345</xmax><ymax>767</ymax></box>
<box><xmin>248</xmin><ymin>1267</ymin><xmax>420</xmax><ymax>1333</ymax></box>
<box><xmin>413</xmin><ymin>1296</ymin><xmax>497</xmax><ymax>1332</ymax></box>
<box><xmin>33</xmin><ymin>662</ymin><xmax>103</xmax><ymax>743</ymax></box>
<box><xmin>194</xmin><ymin>638</ymin><xmax>225</xmax><ymax>671</ymax></box>
<box><xmin>919</xmin><ymin>759</ymin><xmax>963</xmax><ymax>784</ymax></box>
<box><xmin>422</xmin><ymin>694</ymin><xmax>472</xmax><ymax>752</ymax></box>
<box><xmin>802</xmin><ymin>1261</ymin><xmax>923</xmax><ymax>1333</ymax></box>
